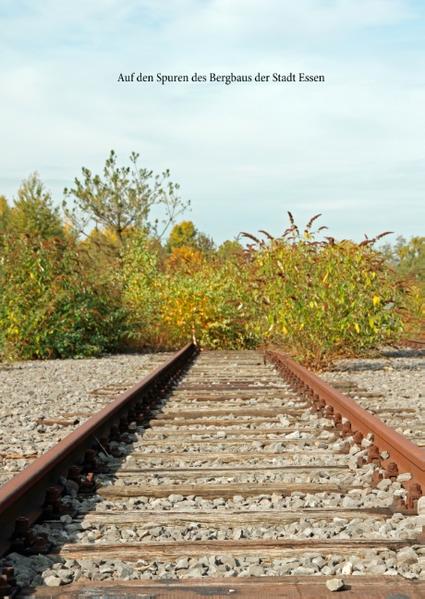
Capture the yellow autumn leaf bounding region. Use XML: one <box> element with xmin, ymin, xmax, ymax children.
<box><xmin>354</xmin><ymin>323</ymin><xmax>360</xmax><ymax>333</ymax></box>
<box><xmin>372</xmin><ymin>295</ymin><xmax>381</xmax><ymax>307</ymax></box>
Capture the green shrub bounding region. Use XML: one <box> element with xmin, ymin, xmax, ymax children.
<box><xmin>245</xmin><ymin>216</ymin><xmax>405</xmax><ymax>366</ymax></box>
<box><xmin>121</xmin><ymin>233</ymin><xmax>258</xmax><ymax>349</ymax></box>
<box><xmin>0</xmin><ymin>235</ymin><xmax>127</xmax><ymax>359</ymax></box>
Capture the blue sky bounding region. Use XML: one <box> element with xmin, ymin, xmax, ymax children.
<box><xmin>1</xmin><ymin>0</ymin><xmax>424</xmax><ymax>243</ymax></box>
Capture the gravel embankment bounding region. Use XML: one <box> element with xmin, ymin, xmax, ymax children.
<box><xmin>321</xmin><ymin>348</ymin><xmax>425</xmax><ymax>440</ymax></box>
<box><xmin>0</xmin><ymin>353</ymin><xmax>171</xmax><ymax>485</ymax></box>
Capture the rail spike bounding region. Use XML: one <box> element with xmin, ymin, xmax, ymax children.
<box><xmin>384</xmin><ymin>462</ymin><xmax>399</xmax><ymax>480</ymax></box>
<box><xmin>341</xmin><ymin>421</ymin><xmax>352</xmax><ymax>436</ymax></box>
<box><xmin>42</xmin><ymin>485</ymin><xmax>73</xmax><ymax>519</ymax></box>
<box><xmin>367</xmin><ymin>444</ymin><xmax>381</xmax><ymax>465</ymax></box>
<box><xmin>406</xmin><ymin>482</ymin><xmax>422</xmax><ymax>512</ymax></box>
<box><xmin>10</xmin><ymin>517</ymin><xmax>51</xmax><ymax>556</ymax></box>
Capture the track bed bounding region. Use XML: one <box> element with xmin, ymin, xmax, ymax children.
<box><xmin>0</xmin><ymin>348</ymin><xmax>424</xmax><ymax>597</ymax></box>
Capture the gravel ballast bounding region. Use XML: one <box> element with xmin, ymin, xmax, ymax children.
<box><xmin>1</xmin><ymin>347</ymin><xmax>424</xmax><ymax>590</ymax></box>
<box><xmin>321</xmin><ymin>348</ymin><xmax>425</xmax><ymax>440</ymax></box>
<box><xmin>0</xmin><ymin>353</ymin><xmax>171</xmax><ymax>484</ymax></box>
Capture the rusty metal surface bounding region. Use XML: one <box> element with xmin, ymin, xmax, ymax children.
<box><xmin>0</xmin><ymin>342</ymin><xmax>198</xmax><ymax>556</ymax></box>
<box><xmin>24</xmin><ymin>576</ymin><xmax>425</xmax><ymax>598</ymax></box>
<box><xmin>266</xmin><ymin>349</ymin><xmax>425</xmax><ymax>507</ymax></box>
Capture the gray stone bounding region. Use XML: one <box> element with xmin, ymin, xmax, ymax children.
<box><xmin>246</xmin><ymin>565</ymin><xmax>264</xmax><ymax>576</ymax></box>
<box><xmin>220</xmin><ymin>556</ymin><xmax>237</xmax><ymax>569</ymax></box>
<box><xmin>175</xmin><ymin>558</ymin><xmax>189</xmax><ymax>569</ymax></box>
<box><xmin>65</xmin><ymin>479</ymin><xmax>80</xmax><ymax>496</ymax></box>
<box><xmin>44</xmin><ymin>575</ymin><xmax>62</xmax><ymax>587</ymax></box>
<box><xmin>56</xmin><ymin>569</ymin><xmax>74</xmax><ymax>583</ymax></box>
<box><xmin>326</xmin><ymin>578</ymin><xmax>345</xmax><ymax>592</ymax></box>
<box><xmin>116</xmin><ymin>564</ymin><xmax>134</xmax><ymax>578</ymax></box>
<box><xmin>397</xmin><ymin>547</ymin><xmax>418</xmax><ymax>565</ymax></box>
<box><xmin>397</xmin><ymin>472</ymin><xmax>413</xmax><ymax>482</ymax></box>
<box><xmin>187</xmin><ymin>567</ymin><xmax>203</xmax><ymax>577</ymax></box>
<box><xmin>168</xmin><ymin>494</ymin><xmax>184</xmax><ymax>503</ymax></box>
<box><xmin>60</xmin><ymin>514</ymin><xmax>73</xmax><ymax>524</ymax></box>
<box><xmin>417</xmin><ymin>496</ymin><xmax>425</xmax><ymax>515</ymax></box>
<box><xmin>376</xmin><ymin>478</ymin><xmax>392</xmax><ymax>491</ymax></box>
<box><xmin>293</xmin><ymin>566</ymin><xmax>316</xmax><ymax>575</ymax></box>
<box><xmin>341</xmin><ymin>562</ymin><xmax>353</xmax><ymax>575</ymax></box>
<box><xmin>341</xmin><ymin>496</ymin><xmax>359</xmax><ymax>508</ymax></box>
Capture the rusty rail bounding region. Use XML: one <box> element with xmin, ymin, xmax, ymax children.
<box><xmin>266</xmin><ymin>349</ymin><xmax>425</xmax><ymax>512</ymax></box>
<box><xmin>0</xmin><ymin>342</ymin><xmax>198</xmax><ymax>556</ymax></box>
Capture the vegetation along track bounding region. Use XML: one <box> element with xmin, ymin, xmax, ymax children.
<box><xmin>1</xmin><ymin>344</ymin><xmax>425</xmax><ymax>597</ymax></box>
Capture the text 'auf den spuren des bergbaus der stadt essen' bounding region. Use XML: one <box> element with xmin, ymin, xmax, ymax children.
<box><xmin>117</xmin><ymin>72</ymin><xmax>326</xmax><ymax>84</ymax></box>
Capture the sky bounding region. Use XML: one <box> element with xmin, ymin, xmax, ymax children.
<box><xmin>1</xmin><ymin>0</ymin><xmax>424</xmax><ymax>243</ymax></box>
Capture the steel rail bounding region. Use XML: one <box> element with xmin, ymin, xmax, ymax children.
<box><xmin>0</xmin><ymin>342</ymin><xmax>198</xmax><ymax>556</ymax></box>
<box><xmin>266</xmin><ymin>349</ymin><xmax>425</xmax><ymax>511</ymax></box>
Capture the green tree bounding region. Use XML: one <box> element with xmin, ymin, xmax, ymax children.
<box><xmin>167</xmin><ymin>220</ymin><xmax>197</xmax><ymax>249</ymax></box>
<box><xmin>64</xmin><ymin>150</ymin><xmax>188</xmax><ymax>243</ymax></box>
<box><xmin>217</xmin><ymin>239</ymin><xmax>244</xmax><ymax>261</ymax></box>
<box><xmin>382</xmin><ymin>236</ymin><xmax>425</xmax><ymax>283</ymax></box>
<box><xmin>10</xmin><ymin>173</ymin><xmax>63</xmax><ymax>239</ymax></box>
<box><xmin>167</xmin><ymin>220</ymin><xmax>215</xmax><ymax>253</ymax></box>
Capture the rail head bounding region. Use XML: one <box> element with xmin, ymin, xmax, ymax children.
<box><xmin>265</xmin><ymin>349</ymin><xmax>425</xmax><ymax>509</ymax></box>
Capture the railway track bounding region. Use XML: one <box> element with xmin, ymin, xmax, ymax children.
<box><xmin>0</xmin><ymin>344</ymin><xmax>425</xmax><ymax>597</ymax></box>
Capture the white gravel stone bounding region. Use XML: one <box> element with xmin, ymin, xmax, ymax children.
<box><xmin>397</xmin><ymin>472</ymin><xmax>413</xmax><ymax>482</ymax></box>
<box><xmin>44</xmin><ymin>575</ymin><xmax>62</xmax><ymax>587</ymax></box>
<box><xmin>326</xmin><ymin>578</ymin><xmax>345</xmax><ymax>591</ymax></box>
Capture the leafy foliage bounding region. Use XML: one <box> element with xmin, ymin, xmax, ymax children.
<box><xmin>121</xmin><ymin>233</ymin><xmax>258</xmax><ymax>349</ymax></box>
<box><xmin>167</xmin><ymin>220</ymin><xmax>215</xmax><ymax>253</ymax></box>
<box><xmin>247</xmin><ymin>227</ymin><xmax>404</xmax><ymax>366</ymax></box>
<box><xmin>13</xmin><ymin>174</ymin><xmax>63</xmax><ymax>238</ymax></box>
<box><xmin>1</xmin><ymin>164</ymin><xmax>422</xmax><ymax>365</ymax></box>
<box><xmin>380</xmin><ymin>236</ymin><xmax>425</xmax><ymax>340</ymax></box>
<box><xmin>0</xmin><ymin>196</ymin><xmax>11</xmax><ymax>242</ymax></box>
<box><xmin>0</xmin><ymin>235</ymin><xmax>127</xmax><ymax>359</ymax></box>
<box><xmin>3</xmin><ymin>174</ymin><xmax>63</xmax><ymax>240</ymax></box>
<box><xmin>382</xmin><ymin>236</ymin><xmax>425</xmax><ymax>283</ymax></box>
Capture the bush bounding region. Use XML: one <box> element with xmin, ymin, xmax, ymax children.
<box><xmin>381</xmin><ymin>236</ymin><xmax>425</xmax><ymax>341</ymax></box>
<box><xmin>245</xmin><ymin>217</ymin><xmax>405</xmax><ymax>366</ymax></box>
<box><xmin>158</xmin><ymin>261</ymin><xmax>259</xmax><ymax>349</ymax></box>
<box><xmin>0</xmin><ymin>235</ymin><xmax>127</xmax><ymax>359</ymax></box>
<box><xmin>0</xmin><ymin>195</ymin><xmax>416</xmax><ymax>366</ymax></box>
<box><xmin>121</xmin><ymin>233</ymin><xmax>258</xmax><ymax>349</ymax></box>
